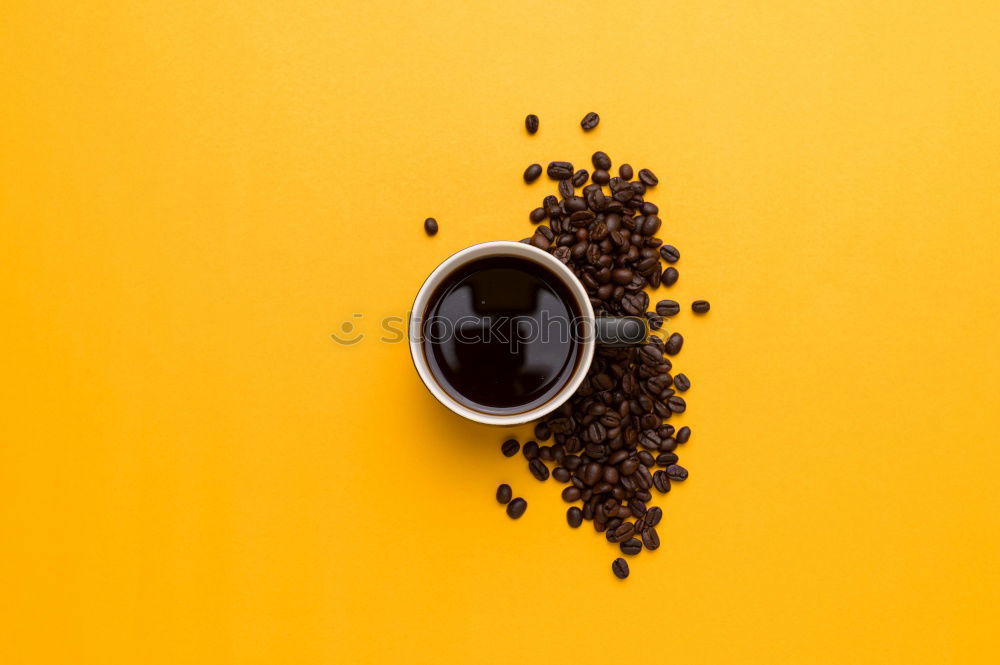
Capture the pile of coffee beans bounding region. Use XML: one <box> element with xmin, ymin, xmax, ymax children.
<box><xmin>501</xmin><ymin>147</ymin><xmax>710</xmax><ymax>579</ymax></box>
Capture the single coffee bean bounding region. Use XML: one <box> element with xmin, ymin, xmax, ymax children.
<box><xmin>667</xmin><ymin>395</ymin><xmax>686</xmax><ymax>413</ymax></box>
<box><xmin>529</xmin><ymin>458</ymin><xmax>550</xmax><ymax>481</ymax></box>
<box><xmin>567</xmin><ymin>506</ymin><xmax>583</xmax><ymax>528</ymax></box>
<box><xmin>653</xmin><ymin>470</ymin><xmax>671</xmax><ymax>493</ymax></box>
<box><xmin>592</xmin><ymin>151</ymin><xmax>611</xmax><ymax>170</ymax></box>
<box><xmin>692</xmin><ymin>299</ymin><xmax>711</xmax><ymax>313</ymax></box>
<box><xmin>665</xmin><ymin>332</ymin><xmax>683</xmax><ymax>355</ymax></box>
<box><xmin>552</xmin><ymin>466</ymin><xmax>571</xmax><ymax>483</ymax></box>
<box><xmin>524</xmin><ymin>163</ymin><xmax>542</xmax><ymax>183</ymax></box>
<box><xmin>655</xmin><ymin>300</ymin><xmax>680</xmax><ymax>317</ymax></box>
<box><xmin>525</xmin><ymin>114</ymin><xmax>539</xmax><ymax>134</ymax></box>
<box><xmin>655</xmin><ymin>452</ymin><xmax>679</xmax><ymax>467</ymax></box>
<box><xmin>523</xmin><ymin>440</ymin><xmax>539</xmax><ymax>460</ymax></box>
<box><xmin>645</xmin><ymin>506</ymin><xmax>663</xmax><ymax>527</ymax></box>
<box><xmin>592</xmin><ymin>169</ymin><xmax>610</xmax><ymax>185</ymax></box>
<box><xmin>642</xmin><ymin>526</ymin><xmax>660</xmax><ymax>550</ymax></box>
<box><xmin>506</xmin><ymin>497</ymin><xmax>527</xmax><ymax>518</ymax></box>
<box><xmin>666</xmin><ymin>464</ymin><xmax>688</xmax><ymax>481</ymax></box>
<box><xmin>538</xmin><ymin>445</ymin><xmax>554</xmax><ymax>462</ymax></box>
<box><xmin>496</xmin><ymin>483</ymin><xmax>512</xmax><ymax>504</ymax></box>
<box><xmin>423</xmin><ymin>217</ymin><xmax>438</xmax><ymax>236</ymax></box>
<box><xmin>572</xmin><ymin>169</ymin><xmax>589</xmax><ymax>187</ymax></box>
<box><xmin>529</xmin><ymin>207</ymin><xmax>546</xmax><ymax>223</ymax></box>
<box><xmin>534</xmin><ymin>421</ymin><xmax>551</xmax><ymax>441</ymax></box>
<box><xmin>581</xmin><ymin>112</ymin><xmax>600</xmax><ymax>131</ymax></box>
<box><xmin>662</xmin><ymin>266</ymin><xmax>679</xmax><ymax>286</ymax></box>
<box><xmin>673</xmin><ymin>373</ymin><xmax>690</xmax><ymax>392</ymax></box>
<box><xmin>562</xmin><ymin>486</ymin><xmax>581</xmax><ymax>502</ymax></box>
<box><xmin>659</xmin><ymin>245</ymin><xmax>680</xmax><ymax>263</ymax></box>
<box><xmin>558</xmin><ymin>179</ymin><xmax>574</xmax><ymax>199</ymax></box>
<box><xmin>547</xmin><ymin>161</ymin><xmax>574</xmax><ymax>180</ymax></box>
<box><xmin>638</xmin><ymin>169</ymin><xmax>659</xmax><ymax>186</ymax></box>
<box><xmin>676</xmin><ymin>426</ymin><xmax>691</xmax><ymax>444</ymax></box>
<box><xmin>612</xmin><ymin>558</ymin><xmax>630</xmax><ymax>579</ymax></box>
<box><xmin>619</xmin><ymin>163</ymin><xmax>633</xmax><ymax>180</ymax></box>
<box><xmin>501</xmin><ymin>439</ymin><xmax>520</xmax><ymax>457</ymax></box>
<box><xmin>613</xmin><ymin>521</ymin><xmax>635</xmax><ymax>542</ymax></box>
<box><xmin>620</xmin><ymin>538</ymin><xmax>642</xmax><ymax>555</ymax></box>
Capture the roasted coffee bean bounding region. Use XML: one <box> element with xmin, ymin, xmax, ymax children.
<box><xmin>547</xmin><ymin>161</ymin><xmax>574</xmax><ymax>180</ymax></box>
<box><xmin>592</xmin><ymin>169</ymin><xmax>610</xmax><ymax>185</ymax></box>
<box><xmin>647</xmin><ymin>313</ymin><xmax>664</xmax><ymax>330</ymax></box>
<box><xmin>656</xmin><ymin>452</ymin><xmax>679</xmax><ymax>467</ymax></box>
<box><xmin>592</xmin><ymin>151</ymin><xmax>612</xmax><ymax>170</ymax></box>
<box><xmin>667</xmin><ymin>395</ymin><xmax>686</xmax><ymax>413</ymax></box>
<box><xmin>538</xmin><ymin>445</ymin><xmax>554</xmax><ymax>462</ymax></box>
<box><xmin>655</xmin><ymin>300</ymin><xmax>680</xmax><ymax>317</ymax></box>
<box><xmin>663</xmin><ymin>266</ymin><xmax>679</xmax><ymax>286</ymax></box>
<box><xmin>581</xmin><ymin>112</ymin><xmax>600</xmax><ymax>130</ymax></box>
<box><xmin>645</xmin><ymin>506</ymin><xmax>663</xmax><ymax>528</ymax></box>
<box><xmin>612</xmin><ymin>557</ymin><xmax>630</xmax><ymax>579</ymax></box>
<box><xmin>653</xmin><ymin>470</ymin><xmax>671</xmax><ymax>493</ymax></box>
<box><xmin>529</xmin><ymin>207</ymin><xmax>546</xmax><ymax>223</ymax></box>
<box><xmin>552</xmin><ymin>466</ymin><xmax>571</xmax><ymax>483</ymax></box>
<box><xmin>567</xmin><ymin>506</ymin><xmax>583</xmax><ymax>528</ymax></box>
<box><xmin>562</xmin><ymin>486</ymin><xmax>581</xmax><ymax>502</ymax></box>
<box><xmin>572</xmin><ymin>169</ymin><xmax>589</xmax><ymax>187</ymax></box>
<box><xmin>659</xmin><ymin>437</ymin><xmax>677</xmax><ymax>453</ymax></box>
<box><xmin>529</xmin><ymin>458</ymin><xmax>550</xmax><ymax>481</ymax></box>
<box><xmin>524</xmin><ymin>163</ymin><xmax>542</xmax><ymax>183</ymax></box>
<box><xmin>506</xmin><ymin>497</ymin><xmax>527</xmax><ymax>518</ymax></box>
<box><xmin>620</xmin><ymin>538</ymin><xmax>642</xmax><ymax>555</ymax></box>
<box><xmin>666</xmin><ymin>464</ymin><xmax>688</xmax><ymax>481</ymax></box>
<box><xmin>659</xmin><ymin>245</ymin><xmax>679</xmax><ymax>263</ymax></box>
<box><xmin>638</xmin><ymin>168</ymin><xmax>659</xmax><ymax>186</ymax></box>
<box><xmin>619</xmin><ymin>457</ymin><xmax>639</xmax><ymax>476</ymax></box>
<box><xmin>619</xmin><ymin>163</ymin><xmax>633</xmax><ymax>180</ymax></box>
<box><xmin>692</xmin><ymin>299</ymin><xmax>711</xmax><ymax>313</ymax></box>
<box><xmin>523</xmin><ymin>440</ymin><xmax>539</xmax><ymax>459</ymax></box>
<box><xmin>583</xmin><ymin>462</ymin><xmax>602</xmax><ymax>486</ymax></box>
<box><xmin>665</xmin><ymin>332</ymin><xmax>684</xmax><ymax>355</ymax></box>
<box><xmin>642</xmin><ymin>526</ymin><xmax>660</xmax><ymax>550</ymax></box>
<box><xmin>534</xmin><ymin>421</ymin><xmax>552</xmax><ymax>441</ymax></box>
<box><xmin>496</xmin><ymin>483</ymin><xmax>512</xmax><ymax>504</ymax></box>
<box><xmin>423</xmin><ymin>217</ymin><xmax>438</xmax><ymax>236</ymax></box>
<box><xmin>613</xmin><ymin>522</ymin><xmax>635</xmax><ymax>542</ymax></box>
<box><xmin>674</xmin><ymin>373</ymin><xmax>691</xmax><ymax>392</ymax></box>
<box><xmin>501</xmin><ymin>439</ymin><xmax>520</xmax><ymax>457</ymax></box>
<box><xmin>676</xmin><ymin>426</ymin><xmax>691</xmax><ymax>444</ymax></box>
<box><xmin>629</xmin><ymin>499</ymin><xmax>647</xmax><ymax>518</ymax></box>
<box><xmin>558</xmin><ymin>179</ymin><xmax>574</xmax><ymax>199</ymax></box>
<box><xmin>525</xmin><ymin>114</ymin><xmax>539</xmax><ymax>134</ymax></box>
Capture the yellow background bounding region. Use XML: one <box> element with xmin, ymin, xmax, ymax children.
<box><xmin>2</xmin><ymin>1</ymin><xmax>999</xmax><ymax>663</ymax></box>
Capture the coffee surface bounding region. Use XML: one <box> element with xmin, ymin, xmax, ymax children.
<box><xmin>422</xmin><ymin>256</ymin><xmax>582</xmax><ymax>414</ymax></box>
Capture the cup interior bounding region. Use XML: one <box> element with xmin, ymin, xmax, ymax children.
<box><xmin>409</xmin><ymin>241</ymin><xmax>596</xmax><ymax>426</ymax></box>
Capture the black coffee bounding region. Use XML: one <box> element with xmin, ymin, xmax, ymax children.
<box><xmin>422</xmin><ymin>256</ymin><xmax>582</xmax><ymax>414</ymax></box>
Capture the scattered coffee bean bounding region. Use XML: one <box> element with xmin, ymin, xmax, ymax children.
<box><xmin>525</xmin><ymin>114</ymin><xmax>539</xmax><ymax>134</ymax></box>
<box><xmin>638</xmin><ymin>169</ymin><xmax>659</xmax><ymax>186</ymax></box>
<box><xmin>496</xmin><ymin>484</ymin><xmax>512</xmax><ymax>504</ymax></box>
<box><xmin>501</xmin><ymin>439</ymin><xmax>520</xmax><ymax>457</ymax></box>
<box><xmin>673</xmin><ymin>373</ymin><xmax>690</xmax><ymax>392</ymax></box>
<box><xmin>676</xmin><ymin>426</ymin><xmax>691</xmax><ymax>444</ymax></box>
<box><xmin>655</xmin><ymin>300</ymin><xmax>680</xmax><ymax>317</ymax></box>
<box><xmin>641</xmin><ymin>527</ymin><xmax>660</xmax><ymax>550</ymax></box>
<box><xmin>666</xmin><ymin>464</ymin><xmax>688</xmax><ymax>481</ymax></box>
<box><xmin>692</xmin><ymin>300</ymin><xmax>711</xmax><ymax>313</ymax></box>
<box><xmin>423</xmin><ymin>218</ymin><xmax>438</xmax><ymax>236</ymax></box>
<box><xmin>552</xmin><ymin>466</ymin><xmax>571</xmax><ymax>483</ymax></box>
<box><xmin>558</xmin><ymin>179</ymin><xmax>574</xmax><ymax>199</ymax></box>
<box><xmin>524</xmin><ymin>163</ymin><xmax>542</xmax><ymax>183</ymax></box>
<box><xmin>592</xmin><ymin>151</ymin><xmax>611</xmax><ymax>170</ymax></box>
<box><xmin>581</xmin><ymin>112</ymin><xmax>600</xmax><ymax>131</ymax></box>
<box><xmin>645</xmin><ymin>506</ymin><xmax>663</xmax><ymax>527</ymax></box>
<box><xmin>529</xmin><ymin>207</ymin><xmax>546</xmax><ymax>223</ymax></box>
<box><xmin>572</xmin><ymin>169</ymin><xmax>589</xmax><ymax>187</ymax></box>
<box><xmin>612</xmin><ymin>558</ymin><xmax>630</xmax><ymax>579</ymax></box>
<box><xmin>619</xmin><ymin>163</ymin><xmax>633</xmax><ymax>180</ymax></box>
<box><xmin>567</xmin><ymin>506</ymin><xmax>583</xmax><ymax>528</ymax></box>
<box><xmin>663</xmin><ymin>267</ymin><xmax>679</xmax><ymax>286</ymax></box>
<box><xmin>665</xmin><ymin>332</ymin><xmax>683</xmax><ymax>355</ymax></box>
<box><xmin>667</xmin><ymin>395</ymin><xmax>686</xmax><ymax>413</ymax></box>
<box><xmin>653</xmin><ymin>470</ymin><xmax>671</xmax><ymax>493</ymax></box>
<box><xmin>620</xmin><ymin>538</ymin><xmax>642</xmax><ymax>555</ymax></box>
<box><xmin>529</xmin><ymin>458</ymin><xmax>550</xmax><ymax>481</ymax></box>
<box><xmin>506</xmin><ymin>497</ymin><xmax>527</xmax><ymax>518</ymax></box>
<box><xmin>547</xmin><ymin>161</ymin><xmax>574</xmax><ymax>180</ymax></box>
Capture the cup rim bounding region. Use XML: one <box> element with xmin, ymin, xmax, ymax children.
<box><xmin>409</xmin><ymin>241</ymin><xmax>596</xmax><ymax>426</ymax></box>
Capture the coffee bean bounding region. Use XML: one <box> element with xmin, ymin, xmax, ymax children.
<box><xmin>567</xmin><ymin>506</ymin><xmax>583</xmax><ymax>527</ymax></box>
<box><xmin>676</xmin><ymin>426</ymin><xmax>691</xmax><ymax>444</ymax></box>
<box><xmin>581</xmin><ymin>112</ymin><xmax>600</xmax><ymax>131</ymax></box>
<box><xmin>592</xmin><ymin>151</ymin><xmax>611</xmax><ymax>170</ymax></box>
<box><xmin>619</xmin><ymin>163</ymin><xmax>633</xmax><ymax>180</ymax></box>
<box><xmin>653</xmin><ymin>470</ymin><xmax>671</xmax><ymax>493</ymax></box>
<box><xmin>692</xmin><ymin>299</ymin><xmax>711</xmax><ymax>313</ymax></box>
<box><xmin>562</xmin><ymin>486</ymin><xmax>581</xmax><ymax>502</ymax></box>
<box><xmin>612</xmin><ymin>522</ymin><xmax>635</xmax><ymax>542</ymax></box>
<box><xmin>534</xmin><ymin>421</ymin><xmax>551</xmax><ymax>441</ymax></box>
<box><xmin>667</xmin><ymin>395</ymin><xmax>686</xmax><ymax>413</ymax></box>
<box><xmin>620</xmin><ymin>538</ymin><xmax>642</xmax><ymax>555</ymax></box>
<box><xmin>583</xmin><ymin>462</ymin><xmax>602</xmax><ymax>486</ymax></box>
<box><xmin>423</xmin><ymin>217</ymin><xmax>438</xmax><ymax>236</ymax></box>
<box><xmin>501</xmin><ymin>439</ymin><xmax>520</xmax><ymax>457</ymax></box>
<box><xmin>525</xmin><ymin>114</ymin><xmax>539</xmax><ymax>134</ymax></box>
<box><xmin>612</xmin><ymin>557</ymin><xmax>630</xmax><ymax>579</ymax></box>
<box><xmin>547</xmin><ymin>161</ymin><xmax>574</xmax><ymax>180</ymax></box>
<box><xmin>674</xmin><ymin>373</ymin><xmax>690</xmax><ymax>392</ymax></box>
<box><xmin>524</xmin><ymin>163</ymin><xmax>542</xmax><ymax>183</ymax></box>
<box><xmin>662</xmin><ymin>266</ymin><xmax>679</xmax><ymax>286</ymax></box>
<box><xmin>557</xmin><ymin>179</ymin><xmax>573</xmax><ymax>199</ymax></box>
<box><xmin>665</xmin><ymin>332</ymin><xmax>683</xmax><ymax>355</ymax></box>
<box><xmin>592</xmin><ymin>169</ymin><xmax>610</xmax><ymax>185</ymax></box>
<box><xmin>655</xmin><ymin>452</ymin><xmax>678</xmax><ymax>467</ymax></box>
<box><xmin>529</xmin><ymin>207</ymin><xmax>546</xmax><ymax>223</ymax></box>
<box><xmin>641</xmin><ymin>526</ymin><xmax>660</xmax><ymax>550</ymax></box>
<box><xmin>529</xmin><ymin>458</ymin><xmax>550</xmax><ymax>481</ymax></box>
<box><xmin>552</xmin><ymin>466</ymin><xmax>571</xmax><ymax>483</ymax></box>
<box><xmin>666</xmin><ymin>464</ymin><xmax>688</xmax><ymax>481</ymax></box>
<box><xmin>496</xmin><ymin>483</ymin><xmax>512</xmax><ymax>504</ymax></box>
<box><xmin>655</xmin><ymin>300</ymin><xmax>680</xmax><ymax>317</ymax></box>
<box><xmin>523</xmin><ymin>440</ymin><xmax>539</xmax><ymax>460</ymax></box>
<box><xmin>638</xmin><ymin>169</ymin><xmax>659</xmax><ymax>186</ymax></box>
<box><xmin>572</xmin><ymin>169</ymin><xmax>589</xmax><ymax>187</ymax></box>
<box><xmin>506</xmin><ymin>497</ymin><xmax>527</xmax><ymax>518</ymax></box>
<box><xmin>659</xmin><ymin>245</ymin><xmax>680</xmax><ymax>263</ymax></box>
<box><xmin>538</xmin><ymin>445</ymin><xmax>554</xmax><ymax>462</ymax></box>
<box><xmin>645</xmin><ymin>506</ymin><xmax>663</xmax><ymax>528</ymax></box>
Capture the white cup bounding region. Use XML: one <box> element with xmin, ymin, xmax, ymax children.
<box><xmin>409</xmin><ymin>241</ymin><xmax>646</xmax><ymax>426</ymax></box>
